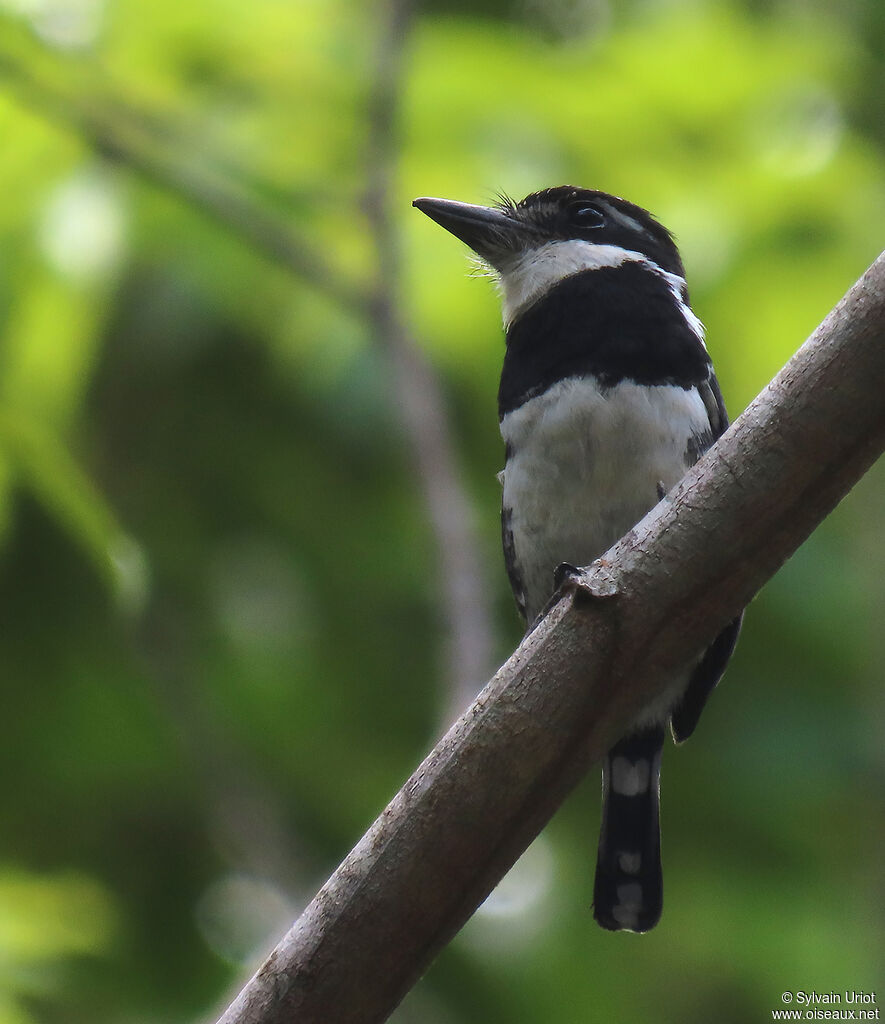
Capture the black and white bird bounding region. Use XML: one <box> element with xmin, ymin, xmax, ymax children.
<box><xmin>413</xmin><ymin>186</ymin><xmax>741</xmax><ymax>933</ymax></box>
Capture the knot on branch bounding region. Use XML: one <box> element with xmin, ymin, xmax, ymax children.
<box><xmin>554</xmin><ymin>559</ymin><xmax>621</xmax><ymax>601</ymax></box>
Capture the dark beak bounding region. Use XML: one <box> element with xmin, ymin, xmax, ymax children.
<box><xmin>412</xmin><ymin>196</ymin><xmax>527</xmax><ymax>263</ymax></box>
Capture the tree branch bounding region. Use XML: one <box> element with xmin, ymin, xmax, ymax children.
<box><xmin>216</xmin><ymin>252</ymin><xmax>885</xmax><ymax>1024</ymax></box>
<box><xmin>0</xmin><ymin>14</ymin><xmax>497</xmax><ymax>706</ymax></box>
<box><xmin>362</xmin><ymin>0</ymin><xmax>496</xmax><ymax>710</ymax></box>
<box><xmin>0</xmin><ymin>21</ymin><xmax>372</xmax><ymax>315</ymax></box>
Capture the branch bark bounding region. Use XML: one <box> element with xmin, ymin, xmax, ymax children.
<box><xmin>217</xmin><ymin>252</ymin><xmax>885</xmax><ymax>1024</ymax></box>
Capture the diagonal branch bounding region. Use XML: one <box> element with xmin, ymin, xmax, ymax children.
<box><xmin>216</xmin><ymin>252</ymin><xmax>885</xmax><ymax>1024</ymax></box>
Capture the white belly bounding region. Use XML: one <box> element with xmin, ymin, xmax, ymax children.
<box><xmin>499</xmin><ymin>377</ymin><xmax>709</xmax><ymax>624</ymax></box>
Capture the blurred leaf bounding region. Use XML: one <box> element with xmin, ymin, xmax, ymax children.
<box><xmin>0</xmin><ymin>408</ymin><xmax>147</xmax><ymax>610</ymax></box>
<box><xmin>0</xmin><ymin>867</ymin><xmax>115</xmax><ymax>1023</ymax></box>
<box><xmin>0</xmin><ymin>868</ymin><xmax>115</xmax><ymax>961</ymax></box>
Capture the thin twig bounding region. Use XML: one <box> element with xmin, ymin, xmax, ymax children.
<box><xmin>0</xmin><ymin>13</ymin><xmax>497</xmax><ymax>710</ymax></box>
<box><xmin>362</xmin><ymin>0</ymin><xmax>496</xmax><ymax>711</ymax></box>
<box><xmin>0</xmin><ymin>29</ymin><xmax>371</xmax><ymax>315</ymax></box>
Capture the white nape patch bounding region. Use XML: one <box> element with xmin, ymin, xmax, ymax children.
<box><xmin>659</xmin><ymin>267</ymin><xmax>705</xmax><ymax>345</ymax></box>
<box><xmin>610</xmin><ymin>756</ymin><xmax>651</xmax><ymax>796</ymax></box>
<box><xmin>497</xmin><ymin>239</ymin><xmax>705</xmax><ymax>347</ymax></box>
<box><xmin>618</xmin><ymin>852</ymin><xmax>642</xmax><ymax>875</ymax></box>
<box><xmin>612</xmin><ymin>883</ymin><xmax>644</xmax><ymax>929</ymax></box>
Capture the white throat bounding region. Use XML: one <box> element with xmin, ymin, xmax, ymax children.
<box><xmin>498</xmin><ymin>241</ymin><xmax>640</xmax><ymax>325</ymax></box>
<box><xmin>497</xmin><ymin>240</ymin><xmax>704</xmax><ymax>346</ymax></box>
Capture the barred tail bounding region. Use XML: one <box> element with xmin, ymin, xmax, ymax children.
<box><xmin>593</xmin><ymin>725</ymin><xmax>665</xmax><ymax>932</ymax></box>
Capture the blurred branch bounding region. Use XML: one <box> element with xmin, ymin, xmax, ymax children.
<box><xmin>0</xmin><ymin>13</ymin><xmax>497</xmax><ymax>709</ymax></box>
<box><xmin>217</xmin><ymin>254</ymin><xmax>885</xmax><ymax>1024</ymax></box>
<box><xmin>362</xmin><ymin>0</ymin><xmax>496</xmax><ymax>711</ymax></box>
<box><xmin>0</xmin><ymin>17</ymin><xmax>371</xmax><ymax>315</ymax></box>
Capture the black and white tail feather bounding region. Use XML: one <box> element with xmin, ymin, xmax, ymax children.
<box><xmin>595</xmin><ymin>726</ymin><xmax>665</xmax><ymax>932</ymax></box>
<box><xmin>413</xmin><ymin>186</ymin><xmax>742</xmax><ymax>932</ymax></box>
<box><xmin>593</xmin><ymin>613</ymin><xmax>740</xmax><ymax>931</ymax></box>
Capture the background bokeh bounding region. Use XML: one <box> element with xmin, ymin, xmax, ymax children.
<box><xmin>0</xmin><ymin>0</ymin><xmax>883</xmax><ymax>1021</ymax></box>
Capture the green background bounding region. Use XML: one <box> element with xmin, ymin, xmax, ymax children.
<box><xmin>0</xmin><ymin>0</ymin><xmax>882</xmax><ymax>1021</ymax></box>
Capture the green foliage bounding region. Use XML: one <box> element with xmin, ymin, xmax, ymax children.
<box><xmin>0</xmin><ymin>1</ymin><xmax>882</xmax><ymax>1021</ymax></box>
<box><xmin>0</xmin><ymin>869</ymin><xmax>114</xmax><ymax>1024</ymax></box>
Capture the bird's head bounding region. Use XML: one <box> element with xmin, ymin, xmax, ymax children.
<box><xmin>413</xmin><ymin>186</ymin><xmax>685</xmax><ymax>324</ymax></box>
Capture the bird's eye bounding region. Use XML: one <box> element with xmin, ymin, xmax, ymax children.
<box><xmin>569</xmin><ymin>203</ymin><xmax>606</xmax><ymax>229</ymax></box>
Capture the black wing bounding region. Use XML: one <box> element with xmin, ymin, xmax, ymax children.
<box><xmin>670</xmin><ymin>369</ymin><xmax>743</xmax><ymax>743</ymax></box>
<box><xmin>501</xmin><ymin>502</ymin><xmax>527</xmax><ymax>624</ymax></box>
<box><xmin>671</xmin><ymin>615</ymin><xmax>742</xmax><ymax>742</ymax></box>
